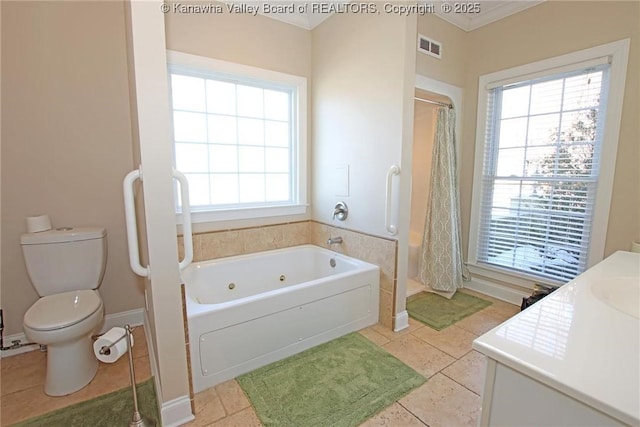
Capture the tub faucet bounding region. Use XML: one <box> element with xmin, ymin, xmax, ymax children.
<box><xmin>332</xmin><ymin>202</ymin><xmax>348</xmax><ymax>221</ymax></box>
<box><xmin>327</xmin><ymin>236</ymin><xmax>343</xmax><ymax>246</ymax></box>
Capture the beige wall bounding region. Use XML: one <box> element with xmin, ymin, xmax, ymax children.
<box><xmin>164</xmin><ymin>3</ymin><xmax>311</xmax><ymax>78</ymax></box>
<box><xmin>1</xmin><ymin>1</ymin><xmax>143</xmax><ymax>336</ymax></box>
<box><xmin>164</xmin><ymin>3</ymin><xmax>313</xmax><ymax>233</ymax></box>
<box><xmin>415</xmin><ymin>14</ymin><xmax>467</xmax><ymax>88</ymax></box>
<box><xmin>311</xmin><ymin>12</ymin><xmax>414</xmax><ymax>236</ymax></box>
<box><xmin>459</xmin><ymin>1</ymin><xmax>640</xmax><ymax>259</ymax></box>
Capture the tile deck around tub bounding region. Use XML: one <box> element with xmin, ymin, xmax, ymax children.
<box><xmin>1</xmin><ymin>291</ymin><xmax>519</xmax><ymax>427</ymax></box>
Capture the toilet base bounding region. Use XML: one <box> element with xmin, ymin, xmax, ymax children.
<box><xmin>44</xmin><ymin>334</ymin><xmax>98</xmax><ymax>396</ymax></box>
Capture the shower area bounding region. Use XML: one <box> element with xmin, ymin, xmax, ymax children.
<box><xmin>407</xmin><ymin>88</ymin><xmax>465</xmax><ymax>297</ymax></box>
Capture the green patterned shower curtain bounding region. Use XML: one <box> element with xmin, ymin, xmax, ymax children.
<box><xmin>418</xmin><ymin>107</ymin><xmax>469</xmax><ymax>293</ymax></box>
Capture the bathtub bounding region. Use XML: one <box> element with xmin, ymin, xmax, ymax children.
<box><xmin>182</xmin><ymin>244</ymin><xmax>380</xmax><ymax>393</ymax></box>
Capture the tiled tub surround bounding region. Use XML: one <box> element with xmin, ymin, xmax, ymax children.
<box><xmin>178</xmin><ymin>220</ymin><xmax>398</xmax><ymax>328</ymax></box>
<box><xmin>309</xmin><ymin>222</ymin><xmax>398</xmax><ymax>329</ymax></box>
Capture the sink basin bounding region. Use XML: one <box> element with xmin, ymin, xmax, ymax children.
<box><xmin>591</xmin><ymin>277</ymin><xmax>640</xmax><ymax>319</ymax></box>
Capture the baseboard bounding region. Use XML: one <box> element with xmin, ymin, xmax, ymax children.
<box><xmin>393</xmin><ymin>310</ymin><xmax>409</xmax><ymax>332</ymax></box>
<box><xmin>0</xmin><ymin>308</ymin><xmax>145</xmax><ymax>358</ymax></box>
<box><xmin>160</xmin><ymin>395</ymin><xmax>195</xmax><ymax>427</ymax></box>
<box><xmin>0</xmin><ymin>333</ymin><xmax>40</xmax><ymax>358</ymax></box>
<box><xmin>98</xmin><ymin>308</ymin><xmax>145</xmax><ymax>334</ymax></box>
<box><xmin>143</xmin><ymin>309</ymin><xmax>165</xmax><ymax>425</ymax></box>
<box><xmin>466</xmin><ymin>277</ymin><xmax>531</xmax><ymax>306</ymax></box>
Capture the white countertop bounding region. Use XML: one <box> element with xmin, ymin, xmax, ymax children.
<box><xmin>473</xmin><ymin>251</ymin><xmax>640</xmax><ymax>426</ymax></box>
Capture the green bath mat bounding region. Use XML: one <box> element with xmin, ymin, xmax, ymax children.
<box><xmin>407</xmin><ymin>291</ymin><xmax>492</xmax><ymax>330</ymax></box>
<box><xmin>13</xmin><ymin>379</ymin><xmax>159</xmax><ymax>427</ymax></box>
<box><xmin>238</xmin><ymin>332</ymin><xmax>426</xmax><ymax>427</ymax></box>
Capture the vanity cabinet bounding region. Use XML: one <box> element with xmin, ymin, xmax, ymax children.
<box><xmin>479</xmin><ymin>359</ymin><xmax>624</xmax><ymax>426</ymax></box>
<box><xmin>473</xmin><ymin>251</ymin><xmax>639</xmax><ymax>427</ymax></box>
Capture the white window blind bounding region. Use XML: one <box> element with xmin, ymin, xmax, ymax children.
<box><xmin>169</xmin><ymin>67</ymin><xmax>297</xmax><ymax>211</ymax></box>
<box><xmin>476</xmin><ymin>63</ymin><xmax>610</xmax><ymax>284</ymax></box>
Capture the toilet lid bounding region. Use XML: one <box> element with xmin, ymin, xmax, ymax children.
<box><xmin>24</xmin><ymin>290</ymin><xmax>102</xmax><ymax>331</ymax></box>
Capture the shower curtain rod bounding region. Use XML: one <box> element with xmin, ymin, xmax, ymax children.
<box><xmin>414</xmin><ymin>96</ymin><xmax>453</xmax><ymax>109</ymax></box>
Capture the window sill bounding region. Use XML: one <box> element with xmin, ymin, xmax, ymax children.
<box><xmin>176</xmin><ymin>204</ymin><xmax>308</xmax><ymax>225</ymax></box>
<box><xmin>467</xmin><ymin>262</ymin><xmax>562</xmax><ymax>290</ymax></box>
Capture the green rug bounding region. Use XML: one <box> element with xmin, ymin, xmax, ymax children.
<box><xmin>407</xmin><ymin>291</ymin><xmax>492</xmax><ymax>330</ymax></box>
<box><xmin>13</xmin><ymin>379</ymin><xmax>159</xmax><ymax>427</ymax></box>
<box><xmin>238</xmin><ymin>332</ymin><xmax>426</xmax><ymax>427</ymax></box>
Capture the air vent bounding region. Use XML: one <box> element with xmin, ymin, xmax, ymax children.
<box><xmin>418</xmin><ymin>34</ymin><xmax>442</xmax><ymax>59</ymax></box>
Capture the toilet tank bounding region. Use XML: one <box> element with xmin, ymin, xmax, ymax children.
<box><xmin>20</xmin><ymin>227</ymin><xmax>107</xmax><ymax>296</ymax></box>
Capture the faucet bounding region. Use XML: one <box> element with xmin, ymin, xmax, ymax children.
<box><xmin>327</xmin><ymin>236</ymin><xmax>343</xmax><ymax>245</ymax></box>
<box><xmin>332</xmin><ymin>202</ymin><xmax>348</xmax><ymax>221</ymax></box>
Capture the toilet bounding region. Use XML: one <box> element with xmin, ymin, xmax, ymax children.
<box><xmin>21</xmin><ymin>227</ymin><xmax>107</xmax><ymax>396</ymax></box>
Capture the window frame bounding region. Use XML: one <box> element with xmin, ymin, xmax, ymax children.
<box><xmin>166</xmin><ymin>50</ymin><xmax>308</xmax><ymax>225</ymax></box>
<box><xmin>468</xmin><ymin>39</ymin><xmax>630</xmax><ymax>287</ymax></box>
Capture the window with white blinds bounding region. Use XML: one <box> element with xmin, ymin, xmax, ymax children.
<box><xmin>475</xmin><ymin>64</ymin><xmax>610</xmax><ymax>283</ymax></box>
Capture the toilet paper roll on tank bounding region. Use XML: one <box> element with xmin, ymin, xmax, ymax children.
<box><xmin>93</xmin><ymin>327</ymin><xmax>134</xmax><ymax>363</ymax></box>
<box><xmin>26</xmin><ymin>214</ymin><xmax>52</xmax><ymax>233</ymax></box>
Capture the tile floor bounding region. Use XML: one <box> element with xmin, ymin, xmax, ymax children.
<box><xmin>0</xmin><ymin>290</ymin><xmax>519</xmax><ymax>427</ymax></box>
<box><xmin>183</xmin><ymin>289</ymin><xmax>519</xmax><ymax>427</ymax></box>
<box><xmin>0</xmin><ymin>326</ymin><xmax>151</xmax><ymax>426</ymax></box>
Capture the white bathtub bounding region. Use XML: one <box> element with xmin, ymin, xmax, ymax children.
<box><xmin>182</xmin><ymin>244</ymin><xmax>380</xmax><ymax>393</ymax></box>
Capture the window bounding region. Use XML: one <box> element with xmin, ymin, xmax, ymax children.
<box><xmin>469</xmin><ymin>40</ymin><xmax>630</xmax><ymax>286</ymax></box>
<box><xmin>167</xmin><ymin>51</ymin><xmax>307</xmax><ymax>223</ymax></box>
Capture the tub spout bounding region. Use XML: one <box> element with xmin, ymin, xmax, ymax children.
<box><xmin>327</xmin><ymin>236</ymin><xmax>343</xmax><ymax>245</ymax></box>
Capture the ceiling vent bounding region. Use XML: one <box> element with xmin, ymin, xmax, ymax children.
<box><xmin>418</xmin><ymin>34</ymin><xmax>442</xmax><ymax>59</ymax></box>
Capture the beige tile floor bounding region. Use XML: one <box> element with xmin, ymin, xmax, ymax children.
<box><xmin>0</xmin><ymin>326</ymin><xmax>151</xmax><ymax>426</ymax></box>
<box><xmin>0</xmin><ymin>291</ymin><xmax>519</xmax><ymax>427</ymax></box>
<box><xmin>183</xmin><ymin>289</ymin><xmax>519</xmax><ymax>427</ymax></box>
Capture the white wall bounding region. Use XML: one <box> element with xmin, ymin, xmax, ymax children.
<box><xmin>125</xmin><ymin>3</ymin><xmax>191</xmax><ymax>424</ymax></box>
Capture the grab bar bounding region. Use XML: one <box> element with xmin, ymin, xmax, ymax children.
<box><xmin>123</xmin><ymin>167</ymin><xmax>194</xmax><ymax>277</ymax></box>
<box><xmin>123</xmin><ymin>167</ymin><xmax>149</xmax><ymax>277</ymax></box>
<box><xmin>385</xmin><ymin>165</ymin><xmax>400</xmax><ymax>235</ymax></box>
<box><xmin>173</xmin><ymin>169</ymin><xmax>193</xmax><ymax>271</ymax></box>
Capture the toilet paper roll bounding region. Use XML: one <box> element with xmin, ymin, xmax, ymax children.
<box><xmin>26</xmin><ymin>214</ymin><xmax>52</xmax><ymax>233</ymax></box>
<box><xmin>93</xmin><ymin>327</ymin><xmax>134</xmax><ymax>363</ymax></box>
<box><xmin>631</xmin><ymin>242</ymin><xmax>640</xmax><ymax>254</ymax></box>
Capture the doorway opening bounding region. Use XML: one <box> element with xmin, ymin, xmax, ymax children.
<box><xmin>407</xmin><ymin>88</ymin><xmax>454</xmax><ymax>297</ymax></box>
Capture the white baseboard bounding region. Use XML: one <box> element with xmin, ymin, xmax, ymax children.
<box><xmin>143</xmin><ymin>310</ymin><xmax>165</xmax><ymax>425</ymax></box>
<box><xmin>98</xmin><ymin>308</ymin><xmax>145</xmax><ymax>334</ymax></box>
<box><xmin>0</xmin><ymin>333</ymin><xmax>40</xmax><ymax>358</ymax></box>
<box><xmin>160</xmin><ymin>395</ymin><xmax>195</xmax><ymax>427</ymax></box>
<box><xmin>393</xmin><ymin>310</ymin><xmax>409</xmax><ymax>332</ymax></box>
<box><xmin>0</xmin><ymin>308</ymin><xmax>145</xmax><ymax>358</ymax></box>
<box><xmin>466</xmin><ymin>277</ymin><xmax>531</xmax><ymax>306</ymax></box>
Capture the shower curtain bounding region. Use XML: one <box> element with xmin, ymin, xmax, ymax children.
<box><xmin>418</xmin><ymin>107</ymin><xmax>468</xmax><ymax>294</ymax></box>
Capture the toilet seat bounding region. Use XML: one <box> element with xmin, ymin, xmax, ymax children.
<box><xmin>24</xmin><ymin>290</ymin><xmax>102</xmax><ymax>331</ymax></box>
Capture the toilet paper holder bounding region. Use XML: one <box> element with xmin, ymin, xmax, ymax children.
<box><xmin>96</xmin><ymin>325</ymin><xmax>155</xmax><ymax>427</ymax></box>
<box><xmin>98</xmin><ymin>328</ymin><xmax>130</xmax><ymax>355</ymax></box>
